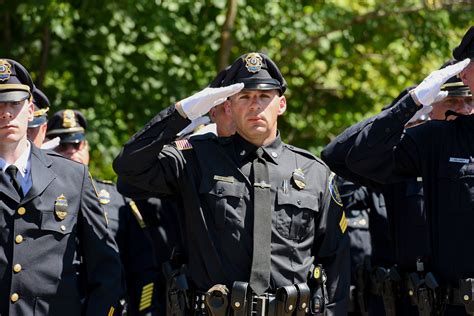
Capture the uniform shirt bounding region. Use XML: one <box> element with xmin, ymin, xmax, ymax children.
<box><xmin>113</xmin><ymin>105</ymin><xmax>350</xmax><ymax>314</ymax></box>
<box><xmin>0</xmin><ymin>141</ymin><xmax>32</xmax><ymax>195</ymax></box>
<box><xmin>322</xmin><ymin>93</ymin><xmax>474</xmax><ymax>288</ymax></box>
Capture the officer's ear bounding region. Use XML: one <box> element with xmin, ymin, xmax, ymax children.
<box><xmin>27</xmin><ymin>98</ymin><xmax>34</xmax><ymax>121</ymax></box>
<box><xmin>277</xmin><ymin>95</ymin><xmax>287</xmax><ymax>116</ymax></box>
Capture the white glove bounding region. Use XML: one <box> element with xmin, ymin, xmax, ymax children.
<box><xmin>178</xmin><ymin>83</ymin><xmax>244</xmax><ymax>120</ymax></box>
<box><xmin>412</xmin><ymin>58</ymin><xmax>470</xmax><ymax>105</ymax></box>
<box><xmin>41</xmin><ymin>137</ymin><xmax>60</xmax><ymax>150</ymax></box>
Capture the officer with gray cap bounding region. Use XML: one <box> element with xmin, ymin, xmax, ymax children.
<box><xmin>0</xmin><ymin>58</ymin><xmax>123</xmax><ymax>315</ymax></box>
<box><xmin>114</xmin><ymin>52</ymin><xmax>350</xmax><ymax>315</ymax></box>
<box><xmin>322</xmin><ymin>26</ymin><xmax>474</xmax><ymax>315</ymax></box>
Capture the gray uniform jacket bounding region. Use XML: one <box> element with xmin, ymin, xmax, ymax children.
<box><xmin>113</xmin><ymin>105</ymin><xmax>350</xmax><ymax>314</ymax></box>
<box><xmin>0</xmin><ymin>145</ymin><xmax>123</xmax><ymax>315</ymax></box>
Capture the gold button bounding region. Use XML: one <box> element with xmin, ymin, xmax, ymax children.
<box><xmin>288</xmin><ymin>305</ymin><xmax>293</xmax><ymax>311</ymax></box>
<box><xmin>60</xmin><ymin>225</ymin><xmax>66</xmax><ymax>231</ymax></box>
<box><xmin>408</xmin><ymin>290</ymin><xmax>414</xmax><ymax>296</ymax></box>
<box><xmin>15</xmin><ymin>235</ymin><xmax>23</xmax><ymax>244</ymax></box>
<box><xmin>11</xmin><ymin>293</ymin><xmax>19</xmax><ymax>302</ymax></box>
<box><xmin>464</xmin><ymin>295</ymin><xmax>470</xmax><ymax>301</ymax></box>
<box><xmin>234</xmin><ymin>302</ymin><xmax>240</xmax><ymax>308</ymax></box>
<box><xmin>13</xmin><ymin>264</ymin><xmax>22</xmax><ymax>273</ymax></box>
<box><xmin>17</xmin><ymin>207</ymin><xmax>26</xmax><ymax>215</ymax></box>
<box><xmin>301</xmin><ymin>303</ymin><xmax>307</xmax><ymax>309</ymax></box>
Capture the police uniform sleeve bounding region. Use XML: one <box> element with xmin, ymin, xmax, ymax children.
<box><xmin>312</xmin><ymin>170</ymin><xmax>350</xmax><ymax>315</ymax></box>
<box><xmin>326</xmin><ymin>93</ymin><xmax>423</xmax><ymax>184</ymax></box>
<box><xmin>123</xmin><ymin>199</ymin><xmax>161</xmax><ymax>315</ymax></box>
<box><xmin>113</xmin><ymin>104</ymin><xmax>191</xmax><ymax>197</ymax></box>
<box><xmin>79</xmin><ymin>166</ymin><xmax>124</xmax><ymax>315</ymax></box>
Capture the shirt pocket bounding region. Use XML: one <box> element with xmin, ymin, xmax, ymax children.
<box><xmin>275</xmin><ymin>188</ymin><xmax>318</xmax><ymax>241</ymax></box>
<box><xmin>199</xmin><ymin>179</ymin><xmax>246</xmax><ymax>229</ymax></box>
<box><xmin>438</xmin><ymin>163</ymin><xmax>474</xmax><ymax>215</ymax></box>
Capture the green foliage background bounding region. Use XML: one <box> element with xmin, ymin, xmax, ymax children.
<box><xmin>1</xmin><ymin>0</ymin><xmax>472</xmax><ymax>179</ymax></box>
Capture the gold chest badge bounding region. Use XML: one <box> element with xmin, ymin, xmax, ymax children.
<box><xmin>54</xmin><ymin>194</ymin><xmax>68</xmax><ymax>220</ymax></box>
<box><xmin>291</xmin><ymin>168</ymin><xmax>306</xmax><ymax>190</ymax></box>
<box><xmin>98</xmin><ymin>189</ymin><xmax>111</xmax><ymax>205</ymax></box>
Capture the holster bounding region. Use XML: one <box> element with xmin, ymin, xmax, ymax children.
<box><xmin>276</xmin><ymin>285</ymin><xmax>298</xmax><ymax>316</ymax></box>
<box><xmin>310</xmin><ymin>265</ymin><xmax>328</xmax><ymax>315</ymax></box>
<box><xmin>459</xmin><ymin>278</ymin><xmax>474</xmax><ymax>315</ymax></box>
<box><xmin>371</xmin><ymin>266</ymin><xmax>400</xmax><ymax>316</ymax></box>
<box><xmin>406</xmin><ymin>271</ymin><xmax>438</xmax><ymax>316</ymax></box>
<box><xmin>205</xmin><ymin>284</ymin><xmax>230</xmax><ymax>316</ymax></box>
<box><xmin>230</xmin><ymin>282</ymin><xmax>249</xmax><ymax>316</ymax></box>
<box><xmin>163</xmin><ymin>261</ymin><xmax>189</xmax><ymax>316</ymax></box>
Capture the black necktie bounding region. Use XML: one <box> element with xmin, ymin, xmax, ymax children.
<box><xmin>249</xmin><ymin>148</ymin><xmax>272</xmax><ymax>295</ymax></box>
<box><xmin>6</xmin><ymin>165</ymin><xmax>23</xmax><ymax>199</ymax></box>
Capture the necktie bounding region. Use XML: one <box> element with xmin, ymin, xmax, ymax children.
<box><xmin>249</xmin><ymin>148</ymin><xmax>272</xmax><ymax>295</ymax></box>
<box><xmin>6</xmin><ymin>165</ymin><xmax>24</xmax><ymax>199</ymax></box>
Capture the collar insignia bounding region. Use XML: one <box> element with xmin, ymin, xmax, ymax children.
<box><xmin>0</xmin><ymin>60</ymin><xmax>12</xmax><ymax>82</ymax></box>
<box><xmin>98</xmin><ymin>189</ymin><xmax>111</xmax><ymax>205</ymax></box>
<box><xmin>244</xmin><ymin>53</ymin><xmax>263</xmax><ymax>73</ymax></box>
<box><xmin>292</xmin><ymin>168</ymin><xmax>306</xmax><ymax>190</ymax></box>
<box><xmin>54</xmin><ymin>194</ymin><xmax>68</xmax><ymax>220</ymax></box>
<box><xmin>63</xmin><ymin>109</ymin><xmax>77</xmax><ymax>128</ymax></box>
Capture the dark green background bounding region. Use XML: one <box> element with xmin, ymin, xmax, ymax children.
<box><xmin>1</xmin><ymin>0</ymin><xmax>472</xmax><ymax>179</ymax></box>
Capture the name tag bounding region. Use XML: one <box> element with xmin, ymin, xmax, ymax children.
<box><xmin>213</xmin><ymin>175</ymin><xmax>235</xmax><ymax>183</ymax></box>
<box><xmin>449</xmin><ymin>157</ymin><xmax>470</xmax><ymax>164</ymax></box>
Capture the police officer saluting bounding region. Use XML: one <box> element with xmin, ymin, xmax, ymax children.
<box><xmin>0</xmin><ymin>59</ymin><xmax>123</xmax><ymax>315</ymax></box>
<box><xmin>114</xmin><ymin>52</ymin><xmax>350</xmax><ymax>315</ymax></box>
<box><xmin>322</xmin><ymin>27</ymin><xmax>474</xmax><ymax>315</ymax></box>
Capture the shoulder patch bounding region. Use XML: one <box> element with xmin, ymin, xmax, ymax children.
<box><xmin>174</xmin><ymin>139</ymin><xmax>193</xmax><ymax>151</ymax></box>
<box><xmin>328</xmin><ymin>172</ymin><xmax>343</xmax><ymax>207</ymax></box>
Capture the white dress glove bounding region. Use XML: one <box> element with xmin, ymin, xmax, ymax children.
<box><xmin>178</xmin><ymin>83</ymin><xmax>244</xmax><ymax>120</ymax></box>
<box><xmin>412</xmin><ymin>58</ymin><xmax>470</xmax><ymax>105</ymax></box>
<box><xmin>407</xmin><ymin>105</ymin><xmax>432</xmax><ymax>124</ymax></box>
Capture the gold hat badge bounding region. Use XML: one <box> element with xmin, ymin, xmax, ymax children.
<box><xmin>0</xmin><ymin>60</ymin><xmax>12</xmax><ymax>82</ymax></box>
<box><xmin>62</xmin><ymin>109</ymin><xmax>77</xmax><ymax>128</ymax></box>
<box><xmin>244</xmin><ymin>53</ymin><xmax>263</xmax><ymax>73</ymax></box>
<box><xmin>54</xmin><ymin>194</ymin><xmax>68</xmax><ymax>220</ymax></box>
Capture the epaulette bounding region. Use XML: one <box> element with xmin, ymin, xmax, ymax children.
<box><xmin>174</xmin><ymin>139</ymin><xmax>193</xmax><ymax>151</ymax></box>
<box><xmin>95</xmin><ymin>179</ymin><xmax>115</xmax><ymax>185</ymax></box>
<box><xmin>284</xmin><ymin>144</ymin><xmax>318</xmax><ymax>160</ymax></box>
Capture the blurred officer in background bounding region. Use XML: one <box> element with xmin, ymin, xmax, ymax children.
<box><xmin>26</xmin><ymin>88</ymin><xmax>49</xmax><ymax>147</ymax></box>
<box><xmin>0</xmin><ymin>58</ymin><xmax>122</xmax><ymax>315</ymax></box>
<box><xmin>322</xmin><ymin>26</ymin><xmax>474</xmax><ymax>315</ymax></box>
<box><xmin>47</xmin><ymin>109</ymin><xmax>160</xmax><ymax>316</ymax></box>
<box><xmin>114</xmin><ymin>52</ymin><xmax>350</xmax><ymax>315</ymax></box>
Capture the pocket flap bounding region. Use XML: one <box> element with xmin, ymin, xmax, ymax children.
<box><xmin>41</xmin><ymin>211</ymin><xmax>76</xmax><ymax>234</ymax></box>
<box><xmin>277</xmin><ymin>188</ymin><xmax>318</xmax><ymax>211</ymax></box>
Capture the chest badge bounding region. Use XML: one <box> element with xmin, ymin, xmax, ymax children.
<box><xmin>292</xmin><ymin>168</ymin><xmax>306</xmax><ymax>190</ymax></box>
<box><xmin>54</xmin><ymin>194</ymin><xmax>68</xmax><ymax>220</ymax></box>
<box><xmin>98</xmin><ymin>189</ymin><xmax>111</xmax><ymax>205</ymax></box>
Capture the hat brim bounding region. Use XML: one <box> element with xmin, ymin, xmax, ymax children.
<box><xmin>0</xmin><ymin>91</ymin><xmax>29</xmax><ymax>102</ymax></box>
<box><xmin>28</xmin><ymin>116</ymin><xmax>48</xmax><ymax>128</ymax></box>
<box><xmin>57</xmin><ymin>132</ymin><xmax>86</xmax><ymax>144</ymax></box>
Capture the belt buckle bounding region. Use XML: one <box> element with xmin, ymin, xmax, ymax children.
<box><xmin>251</xmin><ymin>294</ymin><xmax>268</xmax><ymax>316</ymax></box>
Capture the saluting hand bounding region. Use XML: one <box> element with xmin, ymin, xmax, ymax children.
<box><xmin>412</xmin><ymin>58</ymin><xmax>471</xmax><ymax>106</ymax></box>
<box><xmin>176</xmin><ymin>83</ymin><xmax>244</xmax><ymax>120</ymax></box>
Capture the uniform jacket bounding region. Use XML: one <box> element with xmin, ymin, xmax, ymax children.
<box><xmin>0</xmin><ymin>145</ymin><xmax>123</xmax><ymax>316</ymax></box>
<box><xmin>94</xmin><ymin>180</ymin><xmax>160</xmax><ymax>316</ymax></box>
<box><xmin>322</xmin><ymin>93</ymin><xmax>474</xmax><ymax>288</ymax></box>
<box><xmin>113</xmin><ymin>105</ymin><xmax>350</xmax><ymax>315</ymax></box>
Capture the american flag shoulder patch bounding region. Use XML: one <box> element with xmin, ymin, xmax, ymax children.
<box><xmin>174</xmin><ymin>139</ymin><xmax>193</xmax><ymax>150</ymax></box>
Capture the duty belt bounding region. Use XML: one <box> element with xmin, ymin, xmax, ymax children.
<box><xmin>191</xmin><ymin>282</ymin><xmax>313</xmax><ymax>316</ymax></box>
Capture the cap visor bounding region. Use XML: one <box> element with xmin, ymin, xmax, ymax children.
<box><xmin>0</xmin><ymin>91</ymin><xmax>29</xmax><ymax>102</ymax></box>
<box><xmin>28</xmin><ymin>116</ymin><xmax>48</xmax><ymax>128</ymax></box>
<box><xmin>58</xmin><ymin>133</ymin><xmax>85</xmax><ymax>144</ymax></box>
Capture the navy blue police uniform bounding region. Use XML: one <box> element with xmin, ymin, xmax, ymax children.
<box><xmin>321</xmin><ymin>29</ymin><xmax>474</xmax><ymax>315</ymax></box>
<box><xmin>47</xmin><ymin>109</ymin><xmax>160</xmax><ymax>316</ymax></box>
<box><xmin>114</xmin><ymin>52</ymin><xmax>350</xmax><ymax>315</ymax></box>
<box><xmin>0</xmin><ymin>59</ymin><xmax>122</xmax><ymax>315</ymax></box>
